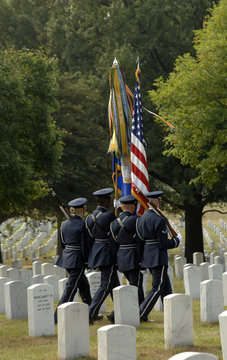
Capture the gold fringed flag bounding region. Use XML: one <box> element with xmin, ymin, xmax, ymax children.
<box><xmin>108</xmin><ymin>58</ymin><xmax>133</xmax><ymax>200</ymax></box>
<box><xmin>108</xmin><ymin>58</ymin><xmax>132</xmax><ymax>156</ymax></box>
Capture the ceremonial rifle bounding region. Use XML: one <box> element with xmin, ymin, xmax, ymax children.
<box><xmin>134</xmin><ymin>186</ymin><xmax>178</xmax><ymax>238</ymax></box>
<box><xmin>50</xmin><ymin>188</ymin><xmax>70</xmax><ymax>219</ymax></box>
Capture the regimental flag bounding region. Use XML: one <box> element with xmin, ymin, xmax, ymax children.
<box><xmin>107</xmin><ymin>58</ymin><xmax>132</xmax><ymax>156</ymax></box>
<box><xmin>108</xmin><ymin>58</ymin><xmax>132</xmax><ymax>198</ymax></box>
<box><xmin>131</xmin><ymin>69</ymin><xmax>150</xmax><ymax>215</ymax></box>
<box><xmin>112</xmin><ymin>155</ymin><xmax>131</xmax><ymax>196</ymax></box>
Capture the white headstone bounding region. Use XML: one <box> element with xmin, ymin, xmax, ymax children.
<box><xmin>32</xmin><ymin>260</ymin><xmax>42</xmax><ymax>275</ymax></box>
<box><xmin>164</xmin><ymin>294</ymin><xmax>193</xmax><ymax>349</ymax></box>
<box><xmin>200</xmin><ymin>280</ymin><xmax>223</xmax><ymax>322</ymax></box>
<box><xmin>175</xmin><ymin>256</ymin><xmax>187</xmax><ymax>279</ymax></box>
<box><xmin>12</xmin><ymin>259</ymin><xmax>23</xmax><ymax>269</ymax></box>
<box><xmin>19</xmin><ymin>269</ymin><xmax>32</xmax><ymax>286</ymax></box>
<box><xmin>53</xmin><ymin>265</ymin><xmax>66</xmax><ymax>279</ymax></box>
<box><xmin>7</xmin><ymin>268</ymin><xmax>20</xmax><ymax>281</ymax></box>
<box><xmin>200</xmin><ymin>262</ymin><xmax>209</xmax><ymax>282</ymax></box>
<box><xmin>43</xmin><ymin>275</ymin><xmax>60</xmax><ymax>301</ymax></box>
<box><xmin>219</xmin><ymin>310</ymin><xmax>227</xmax><ymax>360</ymax></box>
<box><xmin>142</xmin><ymin>270</ymin><xmax>149</xmax><ymax>294</ymax></box>
<box><xmin>193</xmin><ymin>252</ymin><xmax>204</xmax><ymax>266</ymax></box>
<box><xmin>208</xmin><ymin>264</ymin><xmax>223</xmax><ymax>281</ymax></box>
<box><xmin>113</xmin><ymin>285</ymin><xmax>140</xmax><ymax>327</ymax></box>
<box><xmin>58</xmin><ymin>302</ymin><xmax>89</xmax><ymax>360</ymax></box>
<box><xmin>0</xmin><ymin>265</ymin><xmax>10</xmax><ymax>277</ymax></box>
<box><xmin>4</xmin><ymin>280</ymin><xmax>28</xmax><ymax>319</ymax></box>
<box><xmin>0</xmin><ymin>277</ymin><xmax>9</xmax><ymax>313</ymax></box>
<box><xmin>223</xmin><ymin>272</ymin><xmax>227</xmax><ymax>306</ymax></box>
<box><xmin>168</xmin><ymin>352</ymin><xmax>218</xmax><ymax>359</ymax></box>
<box><xmin>184</xmin><ymin>266</ymin><xmax>200</xmax><ymax>299</ymax></box>
<box><xmin>32</xmin><ymin>274</ymin><xmax>45</xmax><ymax>284</ymax></box>
<box><xmin>224</xmin><ymin>252</ymin><xmax>227</xmax><ymax>272</ymax></box>
<box><xmin>214</xmin><ymin>255</ymin><xmax>225</xmax><ymax>272</ymax></box>
<box><xmin>27</xmin><ymin>284</ymin><xmax>55</xmax><ymax>336</ymax></box>
<box><xmin>86</xmin><ymin>271</ymin><xmax>106</xmax><ymax>312</ymax></box>
<box><xmin>154</xmin><ymin>296</ymin><xmax>164</xmax><ymax>311</ymax></box>
<box><xmin>41</xmin><ymin>262</ymin><xmax>53</xmax><ymax>276</ymax></box>
<box><xmin>98</xmin><ymin>324</ymin><xmax>136</xmax><ymax>360</ymax></box>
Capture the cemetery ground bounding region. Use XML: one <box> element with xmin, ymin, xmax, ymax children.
<box><xmin>0</xmin><ymin>204</ymin><xmax>226</xmax><ymax>360</ymax></box>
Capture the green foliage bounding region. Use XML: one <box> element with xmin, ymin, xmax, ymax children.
<box><xmin>0</xmin><ymin>48</ymin><xmax>63</xmax><ymax>214</ymax></box>
<box><xmin>150</xmin><ymin>0</ymin><xmax>227</xmax><ymax>189</ymax></box>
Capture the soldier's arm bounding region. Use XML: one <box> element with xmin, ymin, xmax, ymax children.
<box><xmin>158</xmin><ymin>218</ymin><xmax>179</xmax><ymax>249</ymax></box>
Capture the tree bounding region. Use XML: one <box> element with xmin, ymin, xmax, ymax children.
<box><xmin>0</xmin><ymin>48</ymin><xmax>63</xmax><ymax>221</ymax></box>
<box><xmin>0</xmin><ymin>0</ymin><xmax>224</xmax><ymax>262</ymax></box>
<box><xmin>149</xmin><ymin>0</ymin><xmax>227</xmax><ymax>260</ymax></box>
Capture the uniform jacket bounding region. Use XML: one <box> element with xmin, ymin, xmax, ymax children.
<box><xmin>136</xmin><ymin>209</ymin><xmax>179</xmax><ymax>268</ymax></box>
<box><xmin>86</xmin><ymin>206</ymin><xmax>117</xmax><ymax>268</ymax></box>
<box><xmin>56</xmin><ymin>215</ymin><xmax>89</xmax><ymax>269</ymax></box>
<box><xmin>110</xmin><ymin>210</ymin><xmax>143</xmax><ymax>272</ymax></box>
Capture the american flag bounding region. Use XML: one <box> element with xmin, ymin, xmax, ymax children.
<box><xmin>131</xmin><ymin>70</ymin><xmax>149</xmax><ymax>214</ymax></box>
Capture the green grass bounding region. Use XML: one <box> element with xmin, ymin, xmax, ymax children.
<box><xmin>1</xmin><ymin>207</ymin><xmax>226</xmax><ymax>359</ymax></box>
<box><xmin>0</xmin><ymin>273</ymin><xmax>226</xmax><ymax>360</ymax></box>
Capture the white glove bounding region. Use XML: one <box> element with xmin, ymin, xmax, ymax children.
<box><xmin>176</xmin><ymin>234</ymin><xmax>182</xmax><ymax>243</ymax></box>
<box><xmin>113</xmin><ymin>199</ymin><xmax>121</xmax><ymax>208</ymax></box>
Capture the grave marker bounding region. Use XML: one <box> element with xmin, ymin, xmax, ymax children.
<box><xmin>27</xmin><ymin>284</ymin><xmax>55</xmax><ymax>336</ymax></box>
<box><xmin>164</xmin><ymin>294</ymin><xmax>193</xmax><ymax>349</ymax></box>
<box><xmin>98</xmin><ymin>324</ymin><xmax>136</xmax><ymax>360</ymax></box>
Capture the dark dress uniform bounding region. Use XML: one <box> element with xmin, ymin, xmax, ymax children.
<box><xmin>110</xmin><ymin>195</ymin><xmax>145</xmax><ymax>305</ymax></box>
<box><xmin>136</xmin><ymin>201</ymin><xmax>180</xmax><ymax>321</ymax></box>
<box><xmin>54</xmin><ymin>198</ymin><xmax>91</xmax><ymax>323</ymax></box>
<box><xmin>86</xmin><ymin>188</ymin><xmax>120</xmax><ymax>323</ymax></box>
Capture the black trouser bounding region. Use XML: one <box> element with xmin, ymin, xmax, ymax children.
<box><xmin>139</xmin><ymin>265</ymin><xmax>172</xmax><ymax>320</ymax></box>
<box><xmin>54</xmin><ymin>267</ymin><xmax>92</xmax><ymax>323</ymax></box>
<box><xmin>89</xmin><ymin>265</ymin><xmax>120</xmax><ymax>320</ymax></box>
<box><xmin>123</xmin><ymin>269</ymin><xmax>145</xmax><ymax>305</ymax></box>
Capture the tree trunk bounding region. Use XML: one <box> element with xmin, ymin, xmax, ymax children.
<box><xmin>184</xmin><ymin>203</ymin><xmax>204</xmax><ymax>263</ymax></box>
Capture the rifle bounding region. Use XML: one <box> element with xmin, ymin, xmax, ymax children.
<box><xmin>50</xmin><ymin>188</ymin><xmax>71</xmax><ymax>219</ymax></box>
<box><xmin>133</xmin><ymin>186</ymin><xmax>178</xmax><ymax>238</ymax></box>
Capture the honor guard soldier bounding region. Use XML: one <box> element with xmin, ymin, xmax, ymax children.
<box><xmin>110</xmin><ymin>194</ymin><xmax>145</xmax><ymax>305</ymax></box>
<box><xmin>54</xmin><ymin>197</ymin><xmax>92</xmax><ymax>324</ymax></box>
<box><xmin>86</xmin><ymin>188</ymin><xmax>120</xmax><ymax>324</ymax></box>
<box><xmin>136</xmin><ymin>191</ymin><xmax>181</xmax><ymax>322</ymax></box>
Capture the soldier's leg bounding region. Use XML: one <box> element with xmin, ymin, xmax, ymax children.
<box><xmin>140</xmin><ymin>266</ymin><xmax>167</xmax><ymax>321</ymax></box>
<box><xmin>78</xmin><ymin>273</ymin><xmax>92</xmax><ymax>305</ymax></box>
<box><xmin>160</xmin><ymin>270</ymin><xmax>172</xmax><ymax>303</ymax></box>
<box><xmin>89</xmin><ymin>265</ymin><xmax>113</xmax><ymax>321</ymax></box>
<box><xmin>125</xmin><ymin>269</ymin><xmax>145</xmax><ymax>305</ymax></box>
<box><xmin>54</xmin><ymin>267</ymin><xmax>85</xmax><ymax>323</ymax></box>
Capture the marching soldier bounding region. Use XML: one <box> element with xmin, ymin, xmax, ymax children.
<box><xmin>110</xmin><ymin>194</ymin><xmax>145</xmax><ymax>305</ymax></box>
<box><xmin>54</xmin><ymin>197</ymin><xmax>92</xmax><ymax>324</ymax></box>
<box><xmin>86</xmin><ymin>188</ymin><xmax>120</xmax><ymax>324</ymax></box>
<box><xmin>136</xmin><ymin>191</ymin><xmax>181</xmax><ymax>322</ymax></box>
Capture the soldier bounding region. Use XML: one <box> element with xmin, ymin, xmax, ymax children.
<box><xmin>110</xmin><ymin>194</ymin><xmax>145</xmax><ymax>306</ymax></box>
<box><xmin>54</xmin><ymin>197</ymin><xmax>92</xmax><ymax>324</ymax></box>
<box><xmin>136</xmin><ymin>191</ymin><xmax>181</xmax><ymax>322</ymax></box>
<box><xmin>86</xmin><ymin>188</ymin><xmax>120</xmax><ymax>324</ymax></box>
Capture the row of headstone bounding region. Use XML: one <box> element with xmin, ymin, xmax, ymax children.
<box><xmin>219</xmin><ymin>218</ymin><xmax>227</xmax><ymax>231</ymax></box>
<box><xmin>1</xmin><ymin>270</ymin><xmax>226</xmax><ymax>360</ymax></box>
<box><xmin>36</xmin><ymin>230</ymin><xmax>57</xmax><ymax>256</ymax></box>
<box><xmin>164</xmin><ymin>293</ymin><xmax>227</xmax><ymax>360</ymax></box>
<box><xmin>57</xmin><ymin>288</ymin><xmax>226</xmax><ymax>359</ymax></box>
<box><xmin>207</xmin><ymin>219</ymin><xmax>227</xmax><ymax>245</ymax></box>
<box><xmin>1</xmin><ymin>228</ymin><xmax>56</xmax><ymax>263</ymax></box>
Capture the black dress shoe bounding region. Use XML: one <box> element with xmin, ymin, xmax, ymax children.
<box><xmin>95</xmin><ymin>314</ymin><xmax>104</xmax><ymax>321</ymax></box>
<box><xmin>140</xmin><ymin>317</ymin><xmax>154</xmax><ymax>323</ymax></box>
<box><xmin>107</xmin><ymin>313</ymin><xmax>115</xmax><ymax>324</ymax></box>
